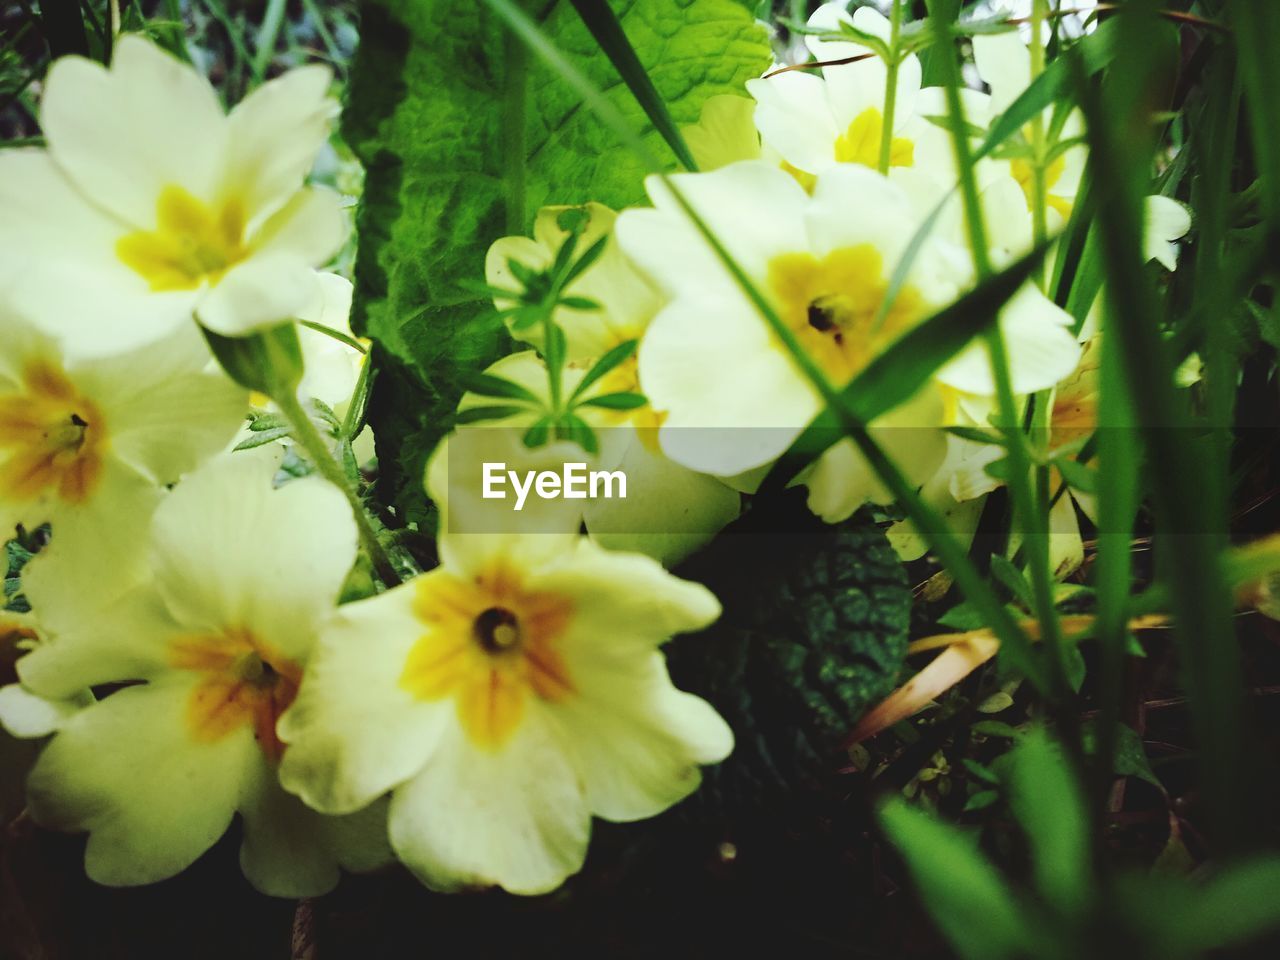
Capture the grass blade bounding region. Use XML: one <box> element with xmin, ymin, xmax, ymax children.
<box><xmin>567</xmin><ymin>0</ymin><xmax>698</xmax><ymax>171</ymax></box>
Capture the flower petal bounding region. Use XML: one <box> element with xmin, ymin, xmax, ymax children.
<box><xmin>637</xmin><ymin>295</ymin><xmax>818</xmax><ymax>475</ymax></box>
<box><xmin>619</xmin><ymin>162</ymin><xmax>809</xmax><ymax>299</ymax></box>
<box><xmin>17</xmin><ymin>584</ymin><xmax>178</xmax><ymax>699</ymax></box>
<box><xmin>195</xmin><ymin>251</ymin><xmax>320</xmax><ymax>336</ymax></box>
<box><xmin>149</xmin><ymin>456</ymin><xmax>356</xmax><ymax>656</ymax></box>
<box><xmin>387</xmin><ymin>709</ymin><xmax>590</xmax><ymax>895</ymax></box>
<box><xmin>935</xmin><ymin>284</ymin><xmax>1081</xmax><ymax>395</ymax></box>
<box><xmin>277</xmin><ymin>585</ymin><xmax>451</xmax><ymax>815</ymax></box>
<box><xmin>746</xmin><ymin>71</ymin><xmax>839</xmax><ymax>173</ymax></box>
<box><xmin>26</xmin><ymin>678</ymin><xmax>251</xmax><ymax>886</ymax></box>
<box><xmin>41</xmin><ymin>36</ymin><xmax>227</xmax><ymax>227</ymax></box>
<box><xmin>75</xmin><ymin>326</ymin><xmax>247</xmax><ymax>485</ymax></box>
<box><xmin>555</xmin><ymin>650</ymin><xmax>731</xmax><ymax>822</ymax></box>
<box><xmin>224</xmin><ymin>66</ymin><xmax>336</xmax><ymax>222</ymax></box>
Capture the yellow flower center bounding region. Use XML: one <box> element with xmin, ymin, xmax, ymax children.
<box><xmin>401</xmin><ymin>563</ymin><xmax>574</xmax><ymax>750</ymax></box>
<box><xmin>767</xmin><ymin>244</ymin><xmax>926</xmax><ymax>383</ymax></box>
<box><xmin>834</xmin><ymin>108</ymin><xmax>915</xmax><ymax>169</ymax></box>
<box><xmin>1011</xmin><ymin>153</ymin><xmax>1073</xmax><ymax>219</ymax></box>
<box><xmin>170</xmin><ymin>627</ymin><xmax>302</xmax><ymax>762</ymax></box>
<box><xmin>116</xmin><ymin>185</ymin><xmax>249</xmax><ymax>291</ymax></box>
<box><xmin>0</xmin><ymin>360</ymin><xmax>108</xmax><ymax>505</ymax></box>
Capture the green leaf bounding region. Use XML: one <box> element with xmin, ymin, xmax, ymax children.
<box><xmin>878</xmin><ymin>798</ymin><xmax>1033</xmax><ymax>960</ymax></box>
<box><xmin>456</xmin><ymin>371</ymin><xmax>543</xmax><ymax>405</ymax></box>
<box><xmin>1053</xmin><ymin>456</ymin><xmax>1098</xmax><ymax>495</ymax></box>
<box><xmin>567</xmin><ymin>0</ymin><xmax>697</xmax><ymax>170</ymax></box>
<box><xmin>1006</xmin><ymin>727</ymin><xmax>1090</xmax><ymax>914</ymax></box>
<box><xmin>990</xmin><ymin>554</ymin><xmax>1034</xmax><ymax>609</ymax></box>
<box><xmin>453</xmin><ymin>404</ymin><xmax>534</xmax><ymax>425</ymax></box>
<box><xmin>578</xmin><ymin>390</ymin><xmax>647</xmax><ymax>410</ymax></box>
<box><xmin>1231</xmin><ymin>1</ymin><xmax>1280</xmax><ymax>223</ymax></box>
<box><xmin>347</xmin><ymin>0</ymin><xmax>770</xmax><ymax>523</ymax></box>
<box><xmin>973</xmin><ymin>18</ymin><xmax>1120</xmax><ymax>164</ymax></box>
<box><xmin>569</xmin><ymin>338</ymin><xmax>638</xmax><ymax>401</ymax></box>
<box><xmin>201</xmin><ymin>323</ymin><xmax>304</xmax><ymax>400</ymax></box>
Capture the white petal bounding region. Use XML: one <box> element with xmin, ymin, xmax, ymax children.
<box><xmin>682</xmin><ymin>94</ymin><xmax>762</xmax><ymax>171</ymax></box>
<box><xmin>249</xmin><ymin>186</ymin><xmax>347</xmax><ymax>266</ymax></box>
<box><xmin>1143</xmin><ymin>195</ymin><xmax>1192</xmax><ymax>270</ymax></box>
<box><xmin>42</xmin><ymin>36</ymin><xmax>226</xmax><ymax>227</ymax></box>
<box><xmin>973</xmin><ymin>31</ymin><xmax>1032</xmax><ymax>116</ymax></box>
<box><xmin>555</xmin><ymin>651</ymin><xmax>731</xmax><ymax>822</ymax></box>
<box><xmin>638</xmin><ymin>295</ymin><xmax>818</xmax><ymax>475</ymax></box>
<box><xmin>236</xmin><ymin>757</ymin><xmax>344</xmax><ymax>897</ymax></box>
<box><xmin>277</xmin><ymin>584</ymin><xmax>451</xmax><ymax>815</ymax></box>
<box><xmin>195</xmin><ymin>252</ymin><xmax>320</xmax><ymax>336</ymax></box>
<box><xmin>621</xmin><ymin>162</ymin><xmax>809</xmax><ymax>298</ymax></box>
<box><xmin>804</xmin><ymin>386</ymin><xmax>948</xmax><ymax>522</ymax></box>
<box><xmin>1047</xmin><ymin>490</ymin><xmax>1084</xmax><ymax>580</ymax></box>
<box><xmin>75</xmin><ymin>326</ymin><xmax>247</xmax><ymax>485</ymax></box>
<box><xmin>532</xmin><ymin>536</ymin><xmax>722</xmax><ymax>656</ymax></box>
<box><xmin>935</xmin><ymin>284</ymin><xmax>1081</xmax><ymax>395</ymax></box>
<box><xmin>388</xmin><ymin>710</ymin><xmax>590</xmax><ymax>895</ymax></box>
<box><xmin>224</xmin><ymin>65</ymin><xmax>336</xmax><ymax>222</ymax></box>
<box><xmin>584</xmin><ymin>433</ymin><xmax>740</xmax><ymax>566</ymax></box>
<box><xmin>17</xmin><ymin>584</ymin><xmax>178</xmax><ymax>699</ymax></box>
<box><xmin>0</xmin><ymin>683</ymin><xmax>90</xmax><ymax>738</ymax></box>
<box><xmin>27</xmin><ymin>678</ymin><xmax>251</xmax><ymax>886</ymax></box>
<box><xmin>16</xmin><ymin>460</ymin><xmax>163</xmax><ymax>611</ymax></box>
<box><xmin>149</xmin><ymin>456</ymin><xmax>356</xmax><ymax>656</ymax></box>
<box><xmin>746</xmin><ymin>72</ymin><xmax>839</xmax><ymax>173</ymax></box>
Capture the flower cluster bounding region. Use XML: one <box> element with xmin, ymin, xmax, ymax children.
<box><xmin>0</xmin><ymin>0</ymin><xmax>1195</xmax><ymax>902</ymax></box>
<box><xmin>0</xmin><ymin>36</ymin><xmax>732</xmax><ymax>897</ymax></box>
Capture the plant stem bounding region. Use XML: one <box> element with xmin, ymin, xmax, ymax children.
<box><xmin>930</xmin><ymin>8</ymin><xmax>1074</xmax><ymax>714</ymax></box>
<box><xmin>1028</xmin><ymin>0</ymin><xmax>1051</xmax><ymax>280</ymax></box>
<box><xmin>253</xmin><ymin>0</ymin><xmax>288</xmax><ymax>80</ymax></box>
<box><xmin>275</xmin><ymin>389</ymin><xmax>401</xmax><ymax>588</ymax></box>
<box><xmin>878</xmin><ymin>0</ymin><xmax>905</xmax><ymax>174</ymax></box>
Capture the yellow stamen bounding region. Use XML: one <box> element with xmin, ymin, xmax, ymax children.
<box><xmin>402</xmin><ymin>563</ymin><xmax>574</xmax><ymax>750</ymax></box>
<box><xmin>1011</xmin><ymin>153</ymin><xmax>1072</xmax><ymax>220</ymax></box>
<box><xmin>171</xmin><ymin>627</ymin><xmax>301</xmax><ymax>762</ymax></box>
<box><xmin>116</xmin><ymin>185</ymin><xmax>249</xmax><ymax>291</ymax></box>
<box><xmin>767</xmin><ymin>244</ymin><xmax>925</xmax><ymax>383</ymax></box>
<box><xmin>834</xmin><ymin>108</ymin><xmax>915</xmax><ymax>169</ymax></box>
<box><xmin>0</xmin><ymin>360</ymin><xmax>108</xmax><ymax>504</ymax></box>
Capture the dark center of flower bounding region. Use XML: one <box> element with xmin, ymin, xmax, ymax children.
<box><xmin>473</xmin><ymin>606</ymin><xmax>522</xmax><ymax>654</ymax></box>
<box><xmin>237</xmin><ymin>652</ymin><xmax>280</xmax><ymax>688</ymax></box>
<box><xmin>807</xmin><ymin>296</ymin><xmax>848</xmax><ymax>344</ymax></box>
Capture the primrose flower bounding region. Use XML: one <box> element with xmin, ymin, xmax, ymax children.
<box><xmin>276</xmin><ymin>531</ymin><xmax>731</xmax><ymax>895</ymax></box>
<box><xmin>746</xmin><ymin>3</ymin><xmax>959</xmax><ymax>188</ymax></box>
<box><xmin>0</xmin><ymin>35</ymin><xmax>344</xmax><ymax>353</ymax></box>
<box><xmin>486</xmin><ymin>203</ymin><xmax>660</xmax><ymax>360</ymax></box>
<box><xmin>615</xmin><ymin>161</ymin><xmax>1080</xmax><ymax>522</ymax></box>
<box><xmin>9</xmin><ymin>455</ymin><xmax>389</xmax><ymax>895</ymax></box>
<box><xmin>295</xmin><ymin>273</ymin><xmax>366</xmax><ymax>408</ymax></box>
<box><xmin>1</xmin><ymin>302</ymin><xmax>247</xmax><ymax>596</ymax></box>
<box><xmin>478</xmin><ymin>205</ymin><xmax>740</xmax><ymax>563</ymax></box>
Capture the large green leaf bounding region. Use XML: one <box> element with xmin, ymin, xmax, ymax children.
<box><xmin>344</xmin><ymin>0</ymin><xmax>770</xmax><ymax>527</ymax></box>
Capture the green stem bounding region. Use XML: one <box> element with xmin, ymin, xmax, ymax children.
<box><xmin>1028</xmin><ymin>0</ymin><xmax>1050</xmax><ymax>280</ymax></box>
<box><xmin>931</xmin><ymin>8</ymin><xmax>1073</xmax><ymax>711</ymax></box>
<box><xmin>275</xmin><ymin>389</ymin><xmax>401</xmax><ymax>588</ymax></box>
<box><xmin>878</xmin><ymin>0</ymin><xmax>905</xmax><ymax>174</ymax></box>
<box><xmin>253</xmin><ymin>0</ymin><xmax>288</xmax><ymax>80</ymax></box>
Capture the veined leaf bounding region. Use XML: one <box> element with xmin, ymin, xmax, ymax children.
<box><xmin>346</xmin><ymin>0</ymin><xmax>770</xmax><ymax>524</ymax></box>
